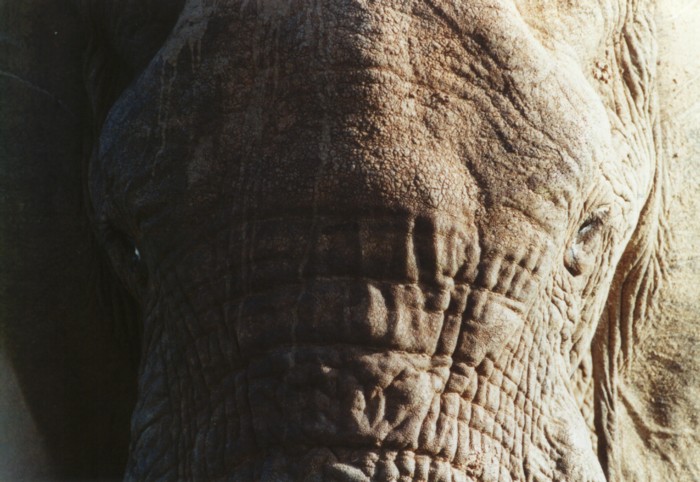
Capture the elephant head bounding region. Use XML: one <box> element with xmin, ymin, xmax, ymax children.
<box><xmin>1</xmin><ymin>0</ymin><xmax>698</xmax><ymax>480</ymax></box>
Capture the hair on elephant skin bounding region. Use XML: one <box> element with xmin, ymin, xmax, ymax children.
<box><xmin>1</xmin><ymin>1</ymin><xmax>698</xmax><ymax>480</ymax></box>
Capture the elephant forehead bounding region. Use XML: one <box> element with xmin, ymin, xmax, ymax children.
<box><xmin>97</xmin><ymin>0</ymin><xmax>613</xmax><ymax>237</ymax></box>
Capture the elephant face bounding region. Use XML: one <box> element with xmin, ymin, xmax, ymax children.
<box><xmin>87</xmin><ymin>0</ymin><xmax>659</xmax><ymax>479</ymax></box>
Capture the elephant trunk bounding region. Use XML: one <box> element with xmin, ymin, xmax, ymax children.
<box><xmin>125</xmin><ymin>212</ymin><xmax>602</xmax><ymax>481</ymax></box>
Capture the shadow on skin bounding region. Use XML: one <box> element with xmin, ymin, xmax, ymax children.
<box><xmin>0</xmin><ymin>350</ymin><xmax>52</xmax><ymax>480</ymax></box>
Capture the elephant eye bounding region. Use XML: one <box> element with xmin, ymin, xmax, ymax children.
<box><xmin>121</xmin><ymin>235</ymin><xmax>145</xmax><ymax>267</ymax></box>
<box><xmin>98</xmin><ymin>220</ymin><xmax>148</xmax><ymax>298</ymax></box>
<box><xmin>576</xmin><ymin>213</ymin><xmax>603</xmax><ymax>241</ymax></box>
<box><xmin>564</xmin><ymin>207</ymin><xmax>609</xmax><ymax>277</ymax></box>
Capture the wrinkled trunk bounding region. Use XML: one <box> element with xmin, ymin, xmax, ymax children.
<box><xmin>126</xmin><ymin>213</ymin><xmax>602</xmax><ymax>481</ymax></box>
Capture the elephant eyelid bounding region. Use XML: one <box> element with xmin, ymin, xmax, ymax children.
<box><xmin>97</xmin><ymin>219</ymin><xmax>141</xmax><ymax>261</ymax></box>
<box><xmin>578</xmin><ymin>219</ymin><xmax>598</xmax><ymax>237</ymax></box>
<box><xmin>577</xmin><ymin>207</ymin><xmax>610</xmax><ymax>239</ymax></box>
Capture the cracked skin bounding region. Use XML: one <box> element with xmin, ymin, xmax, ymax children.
<box><xmin>1</xmin><ymin>0</ymin><xmax>699</xmax><ymax>480</ymax></box>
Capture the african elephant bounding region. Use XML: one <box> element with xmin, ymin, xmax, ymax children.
<box><xmin>1</xmin><ymin>0</ymin><xmax>698</xmax><ymax>480</ymax></box>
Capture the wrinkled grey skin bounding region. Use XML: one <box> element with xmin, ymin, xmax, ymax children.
<box><xmin>1</xmin><ymin>1</ymin><xmax>699</xmax><ymax>481</ymax></box>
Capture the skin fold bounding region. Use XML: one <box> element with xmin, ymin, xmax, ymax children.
<box><xmin>0</xmin><ymin>0</ymin><xmax>698</xmax><ymax>480</ymax></box>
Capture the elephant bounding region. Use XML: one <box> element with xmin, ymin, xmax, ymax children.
<box><xmin>1</xmin><ymin>0</ymin><xmax>699</xmax><ymax>480</ymax></box>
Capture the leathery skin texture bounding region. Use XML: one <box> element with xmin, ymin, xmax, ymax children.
<box><xmin>85</xmin><ymin>0</ymin><xmax>663</xmax><ymax>480</ymax></box>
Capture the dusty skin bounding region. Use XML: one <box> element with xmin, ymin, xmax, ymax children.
<box><xmin>0</xmin><ymin>0</ymin><xmax>698</xmax><ymax>480</ymax></box>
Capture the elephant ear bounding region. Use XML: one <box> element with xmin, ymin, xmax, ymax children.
<box><xmin>592</xmin><ymin>1</ymin><xmax>700</xmax><ymax>480</ymax></box>
<box><xmin>0</xmin><ymin>1</ymin><xmax>138</xmax><ymax>478</ymax></box>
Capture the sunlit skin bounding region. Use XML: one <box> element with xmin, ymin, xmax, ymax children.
<box><xmin>2</xmin><ymin>1</ymin><xmax>699</xmax><ymax>480</ymax></box>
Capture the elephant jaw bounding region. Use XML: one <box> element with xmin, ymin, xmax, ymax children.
<box><xmin>126</xmin><ymin>212</ymin><xmax>604</xmax><ymax>481</ymax></box>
